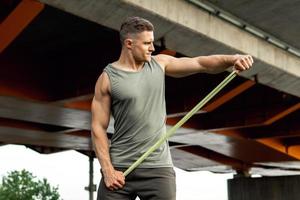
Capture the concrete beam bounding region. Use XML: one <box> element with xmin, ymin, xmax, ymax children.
<box><xmin>169</xmin><ymin>131</ymin><xmax>297</xmax><ymax>163</ymax></box>
<box><xmin>0</xmin><ymin>126</ymin><xmax>92</xmax><ymax>150</ymax></box>
<box><xmin>39</xmin><ymin>0</ymin><xmax>300</xmax><ymax>97</ymax></box>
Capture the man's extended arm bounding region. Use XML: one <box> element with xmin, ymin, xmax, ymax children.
<box><xmin>154</xmin><ymin>54</ymin><xmax>253</xmax><ymax>77</ymax></box>
<box><xmin>91</xmin><ymin>72</ymin><xmax>125</xmax><ymax>191</ymax></box>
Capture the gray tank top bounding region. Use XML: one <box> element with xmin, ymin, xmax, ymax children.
<box><xmin>104</xmin><ymin>58</ymin><xmax>173</xmax><ymax>168</ymax></box>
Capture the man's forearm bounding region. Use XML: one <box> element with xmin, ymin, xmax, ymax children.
<box><xmin>92</xmin><ymin>129</ymin><xmax>126</xmax><ymax>190</ymax></box>
<box><xmin>197</xmin><ymin>54</ymin><xmax>238</xmax><ymax>74</ymax></box>
<box><xmin>92</xmin><ymin>130</ymin><xmax>114</xmax><ymax>175</ymax></box>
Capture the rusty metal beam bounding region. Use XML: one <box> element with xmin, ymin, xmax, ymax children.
<box><xmin>63</xmin><ymin>100</ymin><xmax>92</xmax><ymax>110</ymax></box>
<box><xmin>217</xmin><ymin>125</ymin><xmax>300</xmax><ymax>141</ymax></box>
<box><xmin>203</xmin><ymin>79</ymin><xmax>255</xmax><ymax>112</ymax></box>
<box><xmin>166</xmin><ymin>79</ymin><xmax>255</xmax><ymax>118</ymax></box>
<box><xmin>52</xmin><ymin>94</ymin><xmax>93</xmax><ymax>110</ymax></box>
<box><xmin>257</xmin><ymin>139</ymin><xmax>291</xmax><ymax>156</ymax></box>
<box><xmin>167</xmin><ymin>103</ymin><xmax>300</xmax><ymax>131</ymax></box>
<box><xmin>211</xmin><ymin>111</ymin><xmax>300</xmax><ymax>161</ymax></box>
<box><xmin>263</xmin><ymin>102</ymin><xmax>300</xmax><ymax>125</ymax></box>
<box><xmin>160</xmin><ymin>49</ymin><xmax>176</xmax><ymax>56</ymax></box>
<box><xmin>52</xmin><ymin>94</ymin><xmax>93</xmax><ymax>105</ymax></box>
<box><xmin>215</xmin><ymin>111</ymin><xmax>300</xmax><ymax>139</ymax></box>
<box><xmin>288</xmin><ymin>146</ymin><xmax>300</xmax><ymax>160</ymax></box>
<box><xmin>64</xmin><ymin>129</ymin><xmax>90</xmax><ymax>137</ymax></box>
<box><xmin>256</xmin><ymin>136</ymin><xmax>300</xmax><ymax>161</ymax></box>
<box><xmin>0</xmin><ymin>0</ymin><xmax>44</xmax><ymax>53</ymax></box>
<box><xmin>281</xmin><ymin>137</ymin><xmax>300</xmax><ymax>148</ymax></box>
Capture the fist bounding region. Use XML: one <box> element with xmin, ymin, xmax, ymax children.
<box><xmin>104</xmin><ymin>170</ymin><xmax>125</xmax><ymax>191</ymax></box>
<box><xmin>233</xmin><ymin>54</ymin><xmax>254</xmax><ymax>72</ymax></box>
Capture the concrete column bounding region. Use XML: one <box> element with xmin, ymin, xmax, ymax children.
<box><xmin>228</xmin><ymin>175</ymin><xmax>300</xmax><ymax>200</ymax></box>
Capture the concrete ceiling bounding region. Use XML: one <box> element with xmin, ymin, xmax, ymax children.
<box><xmin>206</xmin><ymin>0</ymin><xmax>300</xmax><ymax>50</ymax></box>
<box><xmin>38</xmin><ymin>0</ymin><xmax>300</xmax><ymax>98</ymax></box>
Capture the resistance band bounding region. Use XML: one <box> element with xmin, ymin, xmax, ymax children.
<box><xmin>124</xmin><ymin>71</ymin><xmax>237</xmax><ymax>177</ymax></box>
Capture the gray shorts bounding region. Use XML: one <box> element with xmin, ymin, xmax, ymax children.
<box><xmin>97</xmin><ymin>167</ymin><xmax>176</xmax><ymax>200</ymax></box>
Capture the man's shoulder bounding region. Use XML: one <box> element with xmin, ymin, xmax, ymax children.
<box><xmin>94</xmin><ymin>70</ymin><xmax>111</xmax><ymax>96</ymax></box>
<box><xmin>152</xmin><ymin>55</ymin><xmax>168</xmax><ymax>71</ymax></box>
<box><xmin>103</xmin><ymin>63</ymin><xmax>113</xmax><ymax>71</ymax></box>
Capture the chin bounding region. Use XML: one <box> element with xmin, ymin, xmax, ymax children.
<box><xmin>145</xmin><ymin>55</ymin><xmax>151</xmax><ymax>62</ymax></box>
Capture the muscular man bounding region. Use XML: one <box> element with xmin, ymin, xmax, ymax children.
<box><xmin>91</xmin><ymin>16</ymin><xmax>253</xmax><ymax>200</ymax></box>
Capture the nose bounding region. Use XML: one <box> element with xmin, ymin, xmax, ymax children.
<box><xmin>149</xmin><ymin>43</ymin><xmax>155</xmax><ymax>52</ymax></box>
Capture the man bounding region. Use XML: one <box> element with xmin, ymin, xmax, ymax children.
<box><xmin>91</xmin><ymin>16</ymin><xmax>253</xmax><ymax>200</ymax></box>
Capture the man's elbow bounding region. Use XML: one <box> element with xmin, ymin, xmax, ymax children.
<box><xmin>91</xmin><ymin>122</ymin><xmax>108</xmax><ymax>138</ymax></box>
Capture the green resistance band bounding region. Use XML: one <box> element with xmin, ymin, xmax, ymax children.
<box><xmin>124</xmin><ymin>71</ymin><xmax>237</xmax><ymax>177</ymax></box>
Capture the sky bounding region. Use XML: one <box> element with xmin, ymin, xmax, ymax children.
<box><xmin>0</xmin><ymin>144</ymin><xmax>232</xmax><ymax>200</ymax></box>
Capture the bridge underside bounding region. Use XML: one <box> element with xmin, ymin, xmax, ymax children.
<box><xmin>0</xmin><ymin>0</ymin><xmax>299</xmax><ymax>176</ymax></box>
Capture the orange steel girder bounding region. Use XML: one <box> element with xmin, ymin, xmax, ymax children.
<box><xmin>263</xmin><ymin>102</ymin><xmax>300</xmax><ymax>125</ymax></box>
<box><xmin>160</xmin><ymin>49</ymin><xmax>176</xmax><ymax>56</ymax></box>
<box><xmin>214</xmin><ymin>103</ymin><xmax>300</xmax><ymax>159</ymax></box>
<box><xmin>168</xmin><ymin>102</ymin><xmax>300</xmax><ymax>131</ymax></box>
<box><xmin>52</xmin><ymin>94</ymin><xmax>94</xmax><ymax>111</ymax></box>
<box><xmin>203</xmin><ymin>79</ymin><xmax>255</xmax><ymax>112</ymax></box>
<box><xmin>0</xmin><ymin>0</ymin><xmax>44</xmax><ymax>53</ymax></box>
<box><xmin>257</xmin><ymin>138</ymin><xmax>300</xmax><ymax>160</ymax></box>
<box><xmin>167</xmin><ymin>79</ymin><xmax>255</xmax><ymax>118</ymax></box>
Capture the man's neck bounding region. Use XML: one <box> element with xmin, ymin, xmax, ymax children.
<box><xmin>114</xmin><ymin>51</ymin><xmax>145</xmax><ymax>72</ymax></box>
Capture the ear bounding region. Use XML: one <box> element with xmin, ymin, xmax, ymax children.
<box><xmin>124</xmin><ymin>38</ymin><xmax>133</xmax><ymax>49</ymax></box>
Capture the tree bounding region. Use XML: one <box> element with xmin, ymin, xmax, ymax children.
<box><xmin>0</xmin><ymin>169</ymin><xmax>61</xmax><ymax>200</ymax></box>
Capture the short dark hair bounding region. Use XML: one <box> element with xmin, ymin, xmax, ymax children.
<box><xmin>119</xmin><ymin>16</ymin><xmax>154</xmax><ymax>44</ymax></box>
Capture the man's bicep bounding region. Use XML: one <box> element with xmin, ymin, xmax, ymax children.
<box><xmin>91</xmin><ymin>95</ymin><xmax>111</xmax><ymax>130</ymax></box>
<box><xmin>91</xmin><ymin>74</ymin><xmax>111</xmax><ymax>132</ymax></box>
<box><xmin>164</xmin><ymin>56</ymin><xmax>203</xmax><ymax>77</ymax></box>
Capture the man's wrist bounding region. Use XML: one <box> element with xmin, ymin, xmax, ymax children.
<box><xmin>229</xmin><ymin>54</ymin><xmax>239</xmax><ymax>65</ymax></box>
<box><xmin>101</xmin><ymin>167</ymin><xmax>115</xmax><ymax>177</ymax></box>
<box><xmin>100</xmin><ymin>162</ymin><xmax>115</xmax><ymax>175</ymax></box>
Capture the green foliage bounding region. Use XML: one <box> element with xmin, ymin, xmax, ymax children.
<box><xmin>0</xmin><ymin>169</ymin><xmax>61</xmax><ymax>200</ymax></box>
